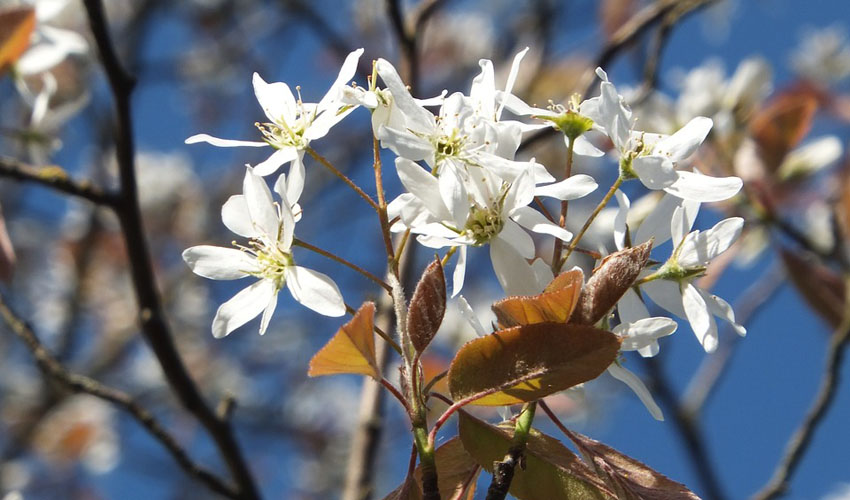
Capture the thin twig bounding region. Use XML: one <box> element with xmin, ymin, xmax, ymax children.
<box><xmin>294</xmin><ymin>238</ymin><xmax>392</xmax><ymax>293</ymax></box>
<box><xmin>752</xmin><ymin>277</ymin><xmax>850</xmax><ymax>500</ymax></box>
<box><xmin>0</xmin><ymin>156</ymin><xmax>115</xmax><ymax>206</ymax></box>
<box><xmin>82</xmin><ymin>2</ymin><xmax>259</xmax><ymax>498</ymax></box>
<box><xmin>0</xmin><ymin>293</ymin><xmax>238</xmax><ymax>499</ymax></box>
<box><xmin>306</xmin><ymin>147</ymin><xmax>379</xmax><ymax>210</ymax></box>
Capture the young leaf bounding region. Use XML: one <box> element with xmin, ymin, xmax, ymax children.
<box><xmin>383</xmin><ymin>439</ymin><xmax>479</xmax><ymax>500</ymax></box>
<box><xmin>750</xmin><ymin>90</ymin><xmax>818</xmax><ymax>171</ymax></box>
<box><xmin>458</xmin><ymin>412</ymin><xmax>614</xmax><ymax>499</ymax></box>
<box><xmin>381</xmin><ymin>475</ymin><xmax>423</xmax><ymax>500</ymax></box>
<box><xmin>408</xmin><ymin>258</ymin><xmax>446</xmax><ymax>353</ymax></box>
<box><xmin>565</xmin><ymin>430</ymin><xmax>700</xmax><ymax>499</ymax></box>
<box><xmin>780</xmin><ymin>249</ymin><xmax>845</xmax><ymax>329</ymax></box>
<box><xmin>570</xmin><ymin>241</ymin><xmax>652</xmax><ymax>325</ymax></box>
<box><xmin>308</xmin><ymin>302</ymin><xmax>381</xmax><ymax>379</ymax></box>
<box><xmin>414</xmin><ymin>438</ymin><xmax>480</xmax><ymax>500</ymax></box>
<box><xmin>0</xmin><ymin>7</ymin><xmax>36</xmax><ymax>75</ymax></box>
<box><xmin>448</xmin><ymin>323</ymin><xmax>621</xmax><ymax>406</ymax></box>
<box><xmin>492</xmin><ymin>269</ymin><xmax>583</xmax><ymax>328</ymax></box>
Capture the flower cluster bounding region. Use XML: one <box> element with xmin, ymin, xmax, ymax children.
<box><xmin>183</xmin><ymin>47</ymin><xmax>747</xmax><ymax>421</ymax></box>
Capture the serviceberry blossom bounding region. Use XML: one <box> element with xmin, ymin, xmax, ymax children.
<box><xmin>186</xmin><ymin>48</ymin><xmax>364</xmax><ymax>201</ymax></box>
<box><xmin>390</xmin><ymin>161</ymin><xmax>578</xmax><ymax>296</ymax></box>
<box><xmin>635</xmin><ymin>202</ymin><xmax>746</xmax><ymax>352</ymax></box>
<box><xmin>182</xmin><ymin>168</ymin><xmax>344</xmax><ymax>338</ymax></box>
<box><xmin>581</xmin><ymin>68</ymin><xmax>743</xmax><ymax>202</ymax></box>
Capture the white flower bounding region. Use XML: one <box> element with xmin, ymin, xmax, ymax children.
<box><xmin>186</xmin><ymin>48</ymin><xmax>364</xmax><ymax>200</ymax></box>
<box><xmin>389</xmin><ymin>159</ymin><xmax>572</xmax><ymax>296</ymax></box>
<box><xmin>374</xmin><ymin>55</ymin><xmax>553</xmax><ymax>184</ymax></box>
<box><xmin>581</xmin><ymin>68</ymin><xmax>743</xmax><ymax>202</ymax></box>
<box><xmin>639</xmin><ymin>206</ymin><xmax>746</xmax><ymax>352</ymax></box>
<box><xmin>183</xmin><ymin>168</ymin><xmax>344</xmax><ymax>338</ymax></box>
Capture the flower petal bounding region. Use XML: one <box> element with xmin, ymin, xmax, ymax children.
<box><xmin>510</xmin><ymin>206</ymin><xmax>572</xmax><ymax>242</ymax></box>
<box><xmin>375</xmin><ymin>58</ymin><xmax>435</xmax><ymax>134</ymax></box>
<box><xmin>183</xmin><ymin>245</ymin><xmax>257</xmax><ymax>280</ymax></box>
<box><xmin>242</xmin><ymin>168</ymin><xmax>280</xmax><ymax>239</ymax></box>
<box><xmin>252</xmin><ymin>73</ymin><xmax>296</xmax><ymax>124</ymax></box>
<box><xmin>185</xmin><ymin>134</ymin><xmax>267</xmax><ymax>148</ymax></box>
<box><xmin>702</xmin><ymin>289</ymin><xmax>747</xmax><ymax>337</ymax></box>
<box><xmin>615</xmin><ymin>317</ymin><xmax>677</xmax><ymax>351</ymax></box>
<box><xmin>258</xmin><ymin>289</ymin><xmax>278</xmax><ymax>335</ymax></box>
<box><xmin>253</xmin><ymin>147</ymin><xmax>299</xmax><ymax>177</ymax></box>
<box><xmin>285</xmin><ymin>266</ymin><xmax>345</xmax><ymax>317</ymax></box>
<box><xmin>643</xmin><ymin>280</ymin><xmax>687</xmax><ymax>318</ymax></box>
<box><xmin>632</xmin><ymin>155</ymin><xmax>678</xmax><ymax>189</ymax></box>
<box><xmin>652</xmin><ymin>116</ymin><xmax>713</xmax><ymax>162</ymax></box>
<box><xmin>221</xmin><ymin>195</ymin><xmax>258</xmax><ymax>239</ymax></box>
<box><xmin>497</xmin><ymin>219</ymin><xmax>535</xmax><ymax>259</ymax></box>
<box><xmin>212</xmin><ymin>279</ymin><xmax>277</xmax><ymax>338</ymax></box>
<box><xmin>535</xmin><ymin>174</ymin><xmax>598</xmax><ymax>200</ymax></box>
<box><xmin>451</xmin><ymin>245</ymin><xmax>468</xmax><ymax>297</ymax></box>
<box><xmin>607</xmin><ymin>363</ymin><xmax>664</xmax><ymax>421</ymax></box>
<box><xmin>572</xmin><ymin>134</ymin><xmax>605</xmax><ymax>157</ymax></box>
<box><xmin>663</xmin><ymin>171</ymin><xmax>743</xmax><ymax>202</ymax></box>
<box><xmin>613</xmin><ymin>189</ymin><xmax>630</xmax><ymax>251</ymax></box>
<box><xmin>378</xmin><ymin>125</ymin><xmax>433</xmax><ymax>162</ymax></box>
<box><xmin>678</xmin><ymin>217</ymin><xmax>743</xmax><ymax>268</ymax></box>
<box><xmin>682</xmin><ymin>282</ymin><xmax>718</xmax><ymax>352</ymax></box>
<box><xmin>395</xmin><ymin>158</ymin><xmax>451</xmax><ymax>221</ymax></box>
<box><xmin>490</xmin><ymin>237</ymin><xmax>538</xmax><ymax>296</ymax></box>
<box><xmin>316</xmin><ymin>48</ymin><xmax>364</xmax><ymax>113</ymax></box>
<box><xmin>635</xmin><ymin>194</ymin><xmax>699</xmax><ymax>247</ymax></box>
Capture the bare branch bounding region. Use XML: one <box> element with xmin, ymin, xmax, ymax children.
<box><xmin>81</xmin><ymin>1</ymin><xmax>259</xmax><ymax>498</ymax></box>
<box><xmin>0</xmin><ymin>292</ymin><xmax>238</xmax><ymax>499</ymax></box>
<box><xmin>752</xmin><ymin>280</ymin><xmax>850</xmax><ymax>500</ymax></box>
<box><xmin>0</xmin><ymin>156</ymin><xmax>114</xmax><ymax>206</ymax></box>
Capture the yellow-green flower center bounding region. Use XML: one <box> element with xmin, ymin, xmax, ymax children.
<box><xmin>464</xmin><ymin>204</ymin><xmax>504</xmax><ymax>245</ymax></box>
<box><xmin>239</xmin><ymin>239</ymin><xmax>294</xmax><ymax>290</ymax></box>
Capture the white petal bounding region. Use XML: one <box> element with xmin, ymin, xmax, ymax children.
<box><xmin>497</xmin><ymin>219</ymin><xmax>535</xmax><ymax>259</ymax></box>
<box><xmin>185</xmin><ymin>134</ymin><xmax>267</xmax><ymax>148</ymax></box>
<box><xmin>378</xmin><ymin>125</ymin><xmax>433</xmax><ymax>162</ymax></box>
<box><xmin>470</xmin><ymin>58</ymin><xmax>496</xmax><ymax>118</ymax></box>
<box><xmin>643</xmin><ymin>280</ymin><xmax>687</xmax><ymax>318</ymax></box>
<box><xmin>511</xmin><ymin>206</ymin><xmax>572</xmax><ymax>242</ymax></box>
<box><xmin>632</xmin><ymin>155</ymin><xmax>678</xmax><ymax>189</ymax></box>
<box><xmin>183</xmin><ymin>246</ymin><xmax>257</xmax><ymax>280</ymax></box>
<box><xmin>457</xmin><ymin>295</ymin><xmax>487</xmax><ymax>337</ymax></box>
<box><xmin>682</xmin><ymin>283</ymin><xmax>718</xmax><ymax>352</ymax></box>
<box><xmin>678</xmin><ymin>217</ymin><xmax>743</xmax><ymax>268</ymax></box>
<box><xmin>252</xmin><ymin>73</ymin><xmax>296</xmax><ymax>124</ymax></box>
<box><xmin>258</xmin><ymin>289</ymin><xmax>278</xmax><ymax>335</ymax></box>
<box><xmin>221</xmin><ymin>195</ymin><xmax>258</xmax><ymax>238</ymax></box>
<box><xmin>253</xmin><ymin>147</ymin><xmax>299</xmax><ymax>176</ymax></box>
<box><xmin>702</xmin><ymin>290</ymin><xmax>747</xmax><ymax>337</ymax></box>
<box><xmin>572</xmin><ymin>135</ymin><xmax>605</xmax><ymax>157</ymax></box>
<box><xmin>652</xmin><ymin>116</ymin><xmax>713</xmax><ymax>162</ymax></box>
<box><xmin>395</xmin><ymin>158</ymin><xmax>451</xmax><ymax>221</ymax></box>
<box><xmin>664</xmin><ymin>171</ymin><xmax>743</xmax><ymax>202</ymax></box>
<box><xmin>316</xmin><ymin>48</ymin><xmax>364</xmax><ymax>113</ymax></box>
<box><xmin>613</xmin><ymin>190</ymin><xmax>630</xmax><ymax>251</ymax></box>
<box><xmin>535</xmin><ymin>174</ymin><xmax>598</xmax><ymax>200</ymax></box>
<box><xmin>615</xmin><ymin>317</ymin><xmax>677</xmax><ymax>351</ymax></box>
<box><xmin>439</xmin><ymin>163</ymin><xmax>470</xmax><ymax>229</ymax></box>
<box><xmin>285</xmin><ymin>266</ymin><xmax>345</xmax><ymax>317</ymax></box>
<box><xmin>243</xmin><ymin>168</ymin><xmax>280</xmax><ymax>239</ymax></box>
<box><xmin>496</xmin><ymin>47</ymin><xmax>530</xmax><ymax>119</ymax></box>
<box><xmin>452</xmin><ymin>246</ymin><xmax>468</xmax><ymax>297</ymax></box>
<box><xmin>607</xmin><ymin>364</ymin><xmax>664</xmax><ymax>421</ymax></box>
<box><xmin>503</xmin><ymin>169</ymin><xmax>535</xmax><ymax>213</ymax></box>
<box><xmin>212</xmin><ymin>279</ymin><xmax>277</xmax><ymax>338</ymax></box>
<box><xmin>490</xmin><ymin>238</ymin><xmax>538</xmax><ymax>296</ymax></box>
<box><xmin>670</xmin><ymin>206</ymin><xmax>688</xmax><ymax>247</ymax></box>
<box><xmin>285</xmin><ymin>154</ymin><xmax>306</xmax><ymax>205</ymax></box>
<box><xmin>375</xmin><ymin>58</ymin><xmax>435</xmax><ymax>134</ymax></box>
<box><xmin>635</xmin><ymin>194</ymin><xmax>699</xmax><ymax>247</ymax></box>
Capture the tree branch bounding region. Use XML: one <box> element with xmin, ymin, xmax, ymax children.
<box><xmin>0</xmin><ymin>292</ymin><xmax>238</xmax><ymax>499</ymax></box>
<box><xmin>0</xmin><ymin>156</ymin><xmax>114</xmax><ymax>206</ymax></box>
<box><xmin>82</xmin><ymin>1</ymin><xmax>259</xmax><ymax>498</ymax></box>
<box><xmin>752</xmin><ymin>279</ymin><xmax>850</xmax><ymax>500</ymax></box>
